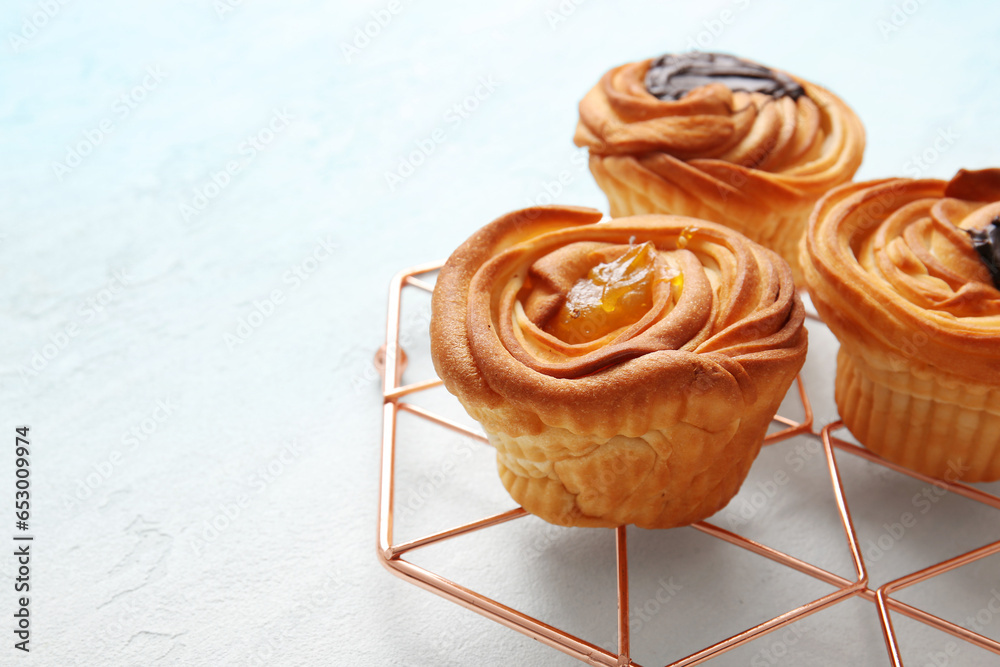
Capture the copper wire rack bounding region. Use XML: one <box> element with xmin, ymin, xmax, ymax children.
<box><xmin>376</xmin><ymin>262</ymin><xmax>1000</xmax><ymax>667</ymax></box>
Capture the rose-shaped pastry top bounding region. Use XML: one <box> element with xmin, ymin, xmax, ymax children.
<box><xmin>573</xmin><ymin>51</ymin><xmax>864</xmax><ymax>183</ymax></box>
<box><xmin>431</xmin><ymin>206</ymin><xmax>806</xmax><ymax>440</ymax></box>
<box><xmin>801</xmin><ymin>169</ymin><xmax>1000</xmax><ymax>384</ymax></box>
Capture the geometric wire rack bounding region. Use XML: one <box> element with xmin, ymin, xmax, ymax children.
<box><xmin>376</xmin><ymin>262</ymin><xmax>1000</xmax><ymax>667</ymax></box>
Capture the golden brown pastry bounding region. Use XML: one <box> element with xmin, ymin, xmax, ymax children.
<box><xmin>574</xmin><ymin>52</ymin><xmax>865</xmax><ymax>284</ymax></box>
<box><xmin>801</xmin><ymin>169</ymin><xmax>1000</xmax><ymax>481</ymax></box>
<box><xmin>430</xmin><ymin>205</ymin><xmax>807</xmax><ymax>528</ymax></box>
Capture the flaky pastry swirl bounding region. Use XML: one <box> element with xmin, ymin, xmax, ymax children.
<box><xmin>574</xmin><ymin>52</ymin><xmax>865</xmax><ymax>282</ymax></box>
<box><xmin>801</xmin><ymin>169</ymin><xmax>1000</xmax><ymax>480</ymax></box>
<box><xmin>431</xmin><ymin>206</ymin><xmax>806</xmax><ymax>528</ymax></box>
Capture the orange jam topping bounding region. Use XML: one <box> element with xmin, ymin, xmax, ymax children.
<box><xmin>547</xmin><ymin>242</ymin><xmax>669</xmax><ymax>344</ymax></box>
<box><xmin>677</xmin><ymin>226</ymin><xmax>698</xmax><ymax>249</ymax></box>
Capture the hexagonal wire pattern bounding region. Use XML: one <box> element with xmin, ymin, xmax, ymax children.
<box><xmin>376</xmin><ymin>262</ymin><xmax>1000</xmax><ymax>667</ymax></box>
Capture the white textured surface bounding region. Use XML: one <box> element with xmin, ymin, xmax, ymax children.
<box><xmin>2</xmin><ymin>1</ymin><xmax>1000</xmax><ymax>665</ymax></box>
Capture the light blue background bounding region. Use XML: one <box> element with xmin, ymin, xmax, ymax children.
<box><xmin>2</xmin><ymin>1</ymin><xmax>999</xmax><ymax>665</ymax></box>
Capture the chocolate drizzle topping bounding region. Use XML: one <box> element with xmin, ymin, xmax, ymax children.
<box><xmin>645</xmin><ymin>52</ymin><xmax>805</xmax><ymax>102</ymax></box>
<box><xmin>967</xmin><ymin>216</ymin><xmax>1000</xmax><ymax>290</ymax></box>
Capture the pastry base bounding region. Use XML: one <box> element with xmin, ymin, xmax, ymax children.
<box><xmin>835</xmin><ymin>346</ymin><xmax>1000</xmax><ymax>482</ymax></box>
<box><xmin>490</xmin><ymin>407</ymin><xmax>771</xmax><ymax>530</ymax></box>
